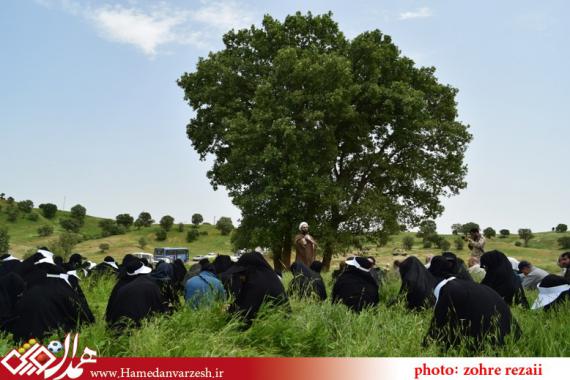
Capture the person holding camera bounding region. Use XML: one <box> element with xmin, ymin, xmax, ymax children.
<box><xmin>465</xmin><ymin>228</ymin><xmax>486</xmax><ymax>258</ymax></box>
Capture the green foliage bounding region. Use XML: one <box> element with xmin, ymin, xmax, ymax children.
<box><xmin>116</xmin><ymin>213</ymin><xmax>134</xmax><ymax>228</ymax></box>
<box><xmin>514</xmin><ymin>241</ymin><xmax>522</xmax><ymax>247</ymax></box>
<box><xmin>135</xmin><ymin>212</ymin><xmax>154</xmax><ymax>229</ymax></box>
<box><xmin>37</xmin><ymin>225</ymin><xmax>54</xmax><ymax>237</ymax></box>
<box><xmin>454</xmin><ymin>236</ymin><xmax>464</xmax><ymax>250</ymax></box>
<box><xmin>99</xmin><ymin>243</ymin><xmax>110</xmax><ymax>253</ymax></box>
<box><xmin>70</xmin><ymin>204</ymin><xmax>87</xmax><ymax>225</ymax></box>
<box><xmin>499</xmin><ymin>229</ymin><xmax>510</xmax><ymax>238</ymax></box>
<box><xmin>451</xmin><ymin>223</ymin><xmax>462</xmax><ymax>235</ymax></box>
<box><xmin>177</xmin><ymin>223</ymin><xmax>184</xmax><ymax>232</ymax></box>
<box><xmin>402</xmin><ymin>236</ymin><xmax>414</xmax><ymax>250</ymax></box>
<box><xmin>422</xmin><ymin>239</ymin><xmax>433</xmax><ymax>249</ymax></box>
<box><xmin>460</xmin><ymin>222</ymin><xmax>480</xmax><ymax>234</ymax></box>
<box><xmin>555</xmin><ymin>224</ymin><xmax>568</xmax><ymax>233</ymax></box>
<box><xmin>483</xmin><ymin>227</ymin><xmax>496</xmax><ymax>239</ymax></box>
<box><xmin>138</xmin><ymin>236</ymin><xmax>148</xmax><ymax>250</ymax></box>
<box><xmin>518</xmin><ymin>228</ymin><xmax>534</xmax><ymax>247</ymax></box>
<box><xmin>417</xmin><ymin>220</ymin><xmax>437</xmax><ymax>238</ymax></box>
<box><xmin>60</xmin><ymin>217</ymin><xmax>82</xmax><ymax>232</ymax></box>
<box><xmin>160</xmin><ymin>215</ymin><xmax>175</xmax><ymax>232</ymax></box>
<box><xmin>155</xmin><ymin>229</ymin><xmax>167</xmax><ymax>241</ymax></box>
<box><xmin>433</xmin><ymin>235</ymin><xmax>450</xmax><ymax>251</ymax></box>
<box><xmin>5</xmin><ymin>205</ymin><xmax>19</xmax><ymax>222</ymax></box>
<box><xmin>99</xmin><ymin>219</ymin><xmax>126</xmax><ymax>237</ymax></box>
<box><xmin>178</xmin><ymin>11</ymin><xmax>472</xmax><ymax>269</ymax></box>
<box><xmin>191</xmin><ymin>213</ymin><xmax>203</xmax><ymax>226</ymax></box>
<box><xmin>0</xmin><ymin>228</ymin><xmax>9</xmax><ymax>253</ymax></box>
<box><xmin>186</xmin><ymin>227</ymin><xmax>200</xmax><ymax>243</ymax></box>
<box><xmin>51</xmin><ymin>232</ymin><xmax>82</xmax><ymax>259</ymax></box>
<box><xmin>557</xmin><ymin>236</ymin><xmax>570</xmax><ymax>249</ymax></box>
<box><xmin>216</xmin><ymin>217</ymin><xmax>234</xmax><ymax>236</ymax></box>
<box><xmin>17</xmin><ymin>200</ymin><xmax>34</xmax><ymax>213</ymax></box>
<box><xmin>26</xmin><ymin>212</ymin><xmax>39</xmax><ymax>222</ymax></box>
<box><xmin>38</xmin><ymin>203</ymin><xmax>58</xmax><ymax>219</ymax></box>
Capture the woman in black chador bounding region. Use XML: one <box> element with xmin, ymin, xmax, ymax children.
<box><xmin>288</xmin><ymin>261</ymin><xmax>327</xmax><ymax>301</ymax></box>
<box><xmin>424</xmin><ymin>256</ymin><xmax>521</xmax><ymax>350</ymax></box>
<box><xmin>480</xmin><ymin>250</ymin><xmax>529</xmax><ymax>308</ymax></box>
<box><xmin>332</xmin><ymin>257</ymin><xmax>379</xmax><ymax>312</ymax></box>
<box><xmin>397</xmin><ymin>256</ymin><xmax>437</xmax><ymax>310</ymax></box>
<box><xmin>222</xmin><ymin>251</ymin><xmax>288</xmax><ymax>324</ymax></box>
<box><xmin>532</xmin><ymin>274</ymin><xmax>570</xmax><ymax>311</ymax></box>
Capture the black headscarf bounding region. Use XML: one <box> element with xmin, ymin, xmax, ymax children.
<box><xmin>481</xmin><ymin>250</ymin><xmax>529</xmax><ymax>307</ymax></box>
<box><xmin>332</xmin><ymin>257</ymin><xmax>379</xmax><ymax>312</ymax></box>
<box><xmin>425</xmin><ymin>278</ymin><xmax>521</xmax><ymax>351</ymax></box>
<box><xmin>398</xmin><ymin>256</ymin><xmax>437</xmax><ymax>310</ymax></box>
<box><xmin>0</xmin><ymin>254</ymin><xmax>23</xmax><ymax>277</ymax></box>
<box><xmin>151</xmin><ymin>262</ymin><xmax>179</xmax><ymax>310</ymax></box>
<box><xmin>288</xmin><ymin>262</ymin><xmax>327</xmax><ymax>301</ymax></box>
<box><xmin>533</xmin><ymin>274</ymin><xmax>570</xmax><ymax>311</ymax></box>
<box><xmin>223</xmin><ymin>252</ymin><xmax>288</xmax><ymax>324</ymax></box>
<box><xmin>92</xmin><ymin>256</ymin><xmax>119</xmax><ymax>277</ymax></box>
<box><xmin>213</xmin><ymin>255</ymin><xmax>233</xmax><ymax>275</ymax></box>
<box><xmin>441</xmin><ymin>252</ymin><xmax>474</xmax><ymax>281</ymax></box>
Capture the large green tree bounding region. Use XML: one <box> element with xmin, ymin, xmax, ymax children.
<box><xmin>178</xmin><ymin>12</ymin><xmax>472</xmax><ymax>270</ymax></box>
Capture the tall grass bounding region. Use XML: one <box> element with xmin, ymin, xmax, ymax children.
<box><xmin>1</xmin><ymin>272</ymin><xmax>568</xmax><ymax>357</ymax></box>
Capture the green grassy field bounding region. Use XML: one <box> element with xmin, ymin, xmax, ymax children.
<box><xmin>0</xmin><ymin>272</ymin><xmax>568</xmax><ymax>357</ymax></box>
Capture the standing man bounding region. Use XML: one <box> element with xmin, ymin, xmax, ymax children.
<box><xmin>466</xmin><ymin>228</ymin><xmax>486</xmax><ymax>258</ymax></box>
<box><xmin>294</xmin><ymin>222</ymin><xmax>318</xmax><ymax>267</ymax></box>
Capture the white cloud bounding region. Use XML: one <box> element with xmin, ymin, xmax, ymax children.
<box><xmin>399</xmin><ymin>7</ymin><xmax>432</xmax><ymax>21</ymax></box>
<box><xmin>35</xmin><ymin>1</ymin><xmax>256</xmax><ymax>57</ymax></box>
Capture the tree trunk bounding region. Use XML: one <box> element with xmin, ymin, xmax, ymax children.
<box><xmin>281</xmin><ymin>232</ymin><xmax>292</xmax><ymax>269</ymax></box>
<box><xmin>271</xmin><ymin>241</ymin><xmax>283</xmax><ymax>271</ymax></box>
<box><xmin>322</xmin><ymin>240</ymin><xmax>334</xmax><ymax>271</ymax></box>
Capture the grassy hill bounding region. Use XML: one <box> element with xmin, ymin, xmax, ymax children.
<box><xmin>1</xmin><ymin>199</ymin><xmax>568</xmax><ymax>271</ymax></box>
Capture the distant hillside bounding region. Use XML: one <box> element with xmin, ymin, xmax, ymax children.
<box><xmin>0</xmin><ymin>199</ymin><xmax>232</xmax><ymax>261</ymax></box>
<box><xmin>1</xmin><ymin>199</ymin><xmax>568</xmax><ymax>271</ymax></box>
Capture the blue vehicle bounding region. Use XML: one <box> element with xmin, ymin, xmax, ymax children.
<box><xmin>153</xmin><ymin>247</ymin><xmax>189</xmax><ymax>263</ymax></box>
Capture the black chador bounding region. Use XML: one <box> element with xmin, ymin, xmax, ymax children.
<box><xmin>288</xmin><ymin>262</ymin><xmax>327</xmax><ymax>301</ymax></box>
<box><xmin>398</xmin><ymin>256</ymin><xmax>437</xmax><ymax>310</ymax></box>
<box><xmin>532</xmin><ymin>274</ymin><xmax>570</xmax><ymax>311</ymax></box>
<box><xmin>332</xmin><ymin>257</ymin><xmax>379</xmax><ymax>312</ymax></box>
<box><xmin>0</xmin><ymin>254</ymin><xmax>23</xmax><ymax>276</ymax></box>
<box><xmin>0</xmin><ymin>272</ymin><xmax>26</xmax><ymax>325</ymax></box>
<box><xmin>481</xmin><ymin>250</ymin><xmax>529</xmax><ymax>308</ymax></box>
<box><xmin>425</xmin><ymin>256</ymin><xmax>521</xmax><ymax>350</ymax></box>
<box><xmin>222</xmin><ymin>252</ymin><xmax>288</xmax><ymax>323</ymax></box>
<box><xmin>105</xmin><ymin>260</ymin><xmax>167</xmax><ymax>329</ymax></box>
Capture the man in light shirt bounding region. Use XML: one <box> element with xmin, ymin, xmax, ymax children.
<box><xmin>518</xmin><ymin>260</ymin><xmax>549</xmax><ymax>290</ymax></box>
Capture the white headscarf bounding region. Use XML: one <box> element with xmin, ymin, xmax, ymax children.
<box><xmin>299</xmin><ymin>222</ymin><xmax>309</xmax><ymax>231</ymax></box>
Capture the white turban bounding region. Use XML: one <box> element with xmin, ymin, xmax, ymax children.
<box><xmin>299</xmin><ymin>222</ymin><xmax>309</xmax><ymax>231</ymax></box>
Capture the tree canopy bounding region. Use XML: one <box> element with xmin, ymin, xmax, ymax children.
<box><xmin>178</xmin><ymin>12</ymin><xmax>472</xmax><ymax>269</ymax></box>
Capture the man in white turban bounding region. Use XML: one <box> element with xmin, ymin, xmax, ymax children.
<box><xmin>294</xmin><ymin>222</ymin><xmax>318</xmax><ymax>267</ymax></box>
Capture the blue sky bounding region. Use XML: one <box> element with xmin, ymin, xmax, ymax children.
<box><xmin>1</xmin><ymin>0</ymin><xmax>568</xmax><ymax>233</ymax></box>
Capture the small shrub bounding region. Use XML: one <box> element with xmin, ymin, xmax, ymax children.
<box><xmin>514</xmin><ymin>241</ymin><xmax>522</xmax><ymax>247</ymax></box>
<box><xmin>454</xmin><ymin>237</ymin><xmax>464</xmax><ymax>250</ymax></box>
<box><xmin>422</xmin><ymin>239</ymin><xmax>432</xmax><ymax>249</ymax></box>
<box><xmin>17</xmin><ymin>200</ymin><xmax>34</xmax><ymax>213</ymax></box>
<box><xmin>27</xmin><ymin>212</ymin><xmax>39</xmax><ymax>222</ymax></box>
<box><xmin>199</xmin><ymin>230</ymin><xmax>208</xmax><ymax>236</ymax></box>
<box><xmin>38</xmin><ymin>203</ymin><xmax>58</xmax><ymax>219</ymax></box>
<box><xmin>38</xmin><ymin>225</ymin><xmax>54</xmax><ymax>237</ymax></box>
<box><xmin>177</xmin><ymin>223</ymin><xmax>184</xmax><ymax>232</ymax></box>
<box><xmin>402</xmin><ymin>236</ymin><xmax>414</xmax><ymax>250</ymax></box>
<box><xmin>6</xmin><ymin>206</ymin><xmax>19</xmax><ymax>222</ymax></box>
<box><xmin>138</xmin><ymin>237</ymin><xmax>148</xmax><ymax>250</ymax></box>
<box><xmin>99</xmin><ymin>243</ymin><xmax>110</xmax><ymax>253</ymax></box>
<box><xmin>60</xmin><ymin>218</ymin><xmax>81</xmax><ymax>233</ymax></box>
<box><xmin>186</xmin><ymin>228</ymin><xmax>200</xmax><ymax>243</ymax></box>
<box><xmin>155</xmin><ymin>229</ymin><xmax>167</xmax><ymax>241</ymax></box>
<box><xmin>557</xmin><ymin>236</ymin><xmax>570</xmax><ymax>249</ymax></box>
<box><xmin>0</xmin><ymin>228</ymin><xmax>10</xmax><ymax>254</ymax></box>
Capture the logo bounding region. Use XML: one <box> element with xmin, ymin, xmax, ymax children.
<box><xmin>1</xmin><ymin>333</ymin><xmax>97</xmax><ymax>379</ymax></box>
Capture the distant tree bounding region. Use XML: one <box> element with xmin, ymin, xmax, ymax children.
<box><xmin>70</xmin><ymin>204</ymin><xmax>87</xmax><ymax>225</ymax></box>
<box><xmin>99</xmin><ymin>219</ymin><xmax>126</xmax><ymax>237</ymax></box>
<box><xmin>17</xmin><ymin>200</ymin><xmax>34</xmax><ymax>213</ymax></box>
<box><xmin>557</xmin><ymin>236</ymin><xmax>570</xmax><ymax>249</ymax></box>
<box><xmin>451</xmin><ymin>223</ymin><xmax>463</xmax><ymax>235</ymax></box>
<box><xmin>518</xmin><ymin>228</ymin><xmax>534</xmax><ymax>247</ymax></box>
<box><xmin>6</xmin><ymin>197</ymin><xmax>15</xmax><ymax>204</ymax></box>
<box><xmin>51</xmin><ymin>232</ymin><xmax>82</xmax><ymax>260</ymax></box>
<box><xmin>422</xmin><ymin>240</ymin><xmax>433</xmax><ymax>249</ymax></box>
<box><xmin>191</xmin><ymin>213</ymin><xmax>204</xmax><ymax>226</ymax></box>
<box><xmin>134</xmin><ymin>212</ymin><xmax>154</xmax><ymax>229</ymax></box>
<box><xmin>433</xmin><ymin>235</ymin><xmax>450</xmax><ymax>250</ymax></box>
<box><xmin>399</xmin><ymin>224</ymin><xmax>408</xmax><ymax>232</ymax></box>
<box><xmin>417</xmin><ymin>220</ymin><xmax>437</xmax><ymax>238</ymax></box>
<box><xmin>460</xmin><ymin>222</ymin><xmax>480</xmax><ymax>234</ymax></box>
<box><xmin>37</xmin><ymin>225</ymin><xmax>54</xmax><ymax>237</ymax></box>
<box><xmin>0</xmin><ymin>193</ymin><xmax>5</xmax><ymax>200</ymax></box>
<box><xmin>155</xmin><ymin>229</ymin><xmax>167</xmax><ymax>241</ymax></box>
<box><xmin>60</xmin><ymin>218</ymin><xmax>81</xmax><ymax>233</ymax></box>
<box><xmin>99</xmin><ymin>243</ymin><xmax>110</xmax><ymax>253</ymax></box>
<box><xmin>454</xmin><ymin>236</ymin><xmax>464</xmax><ymax>250</ymax></box>
<box><xmin>160</xmin><ymin>215</ymin><xmax>175</xmax><ymax>231</ymax></box>
<box><xmin>138</xmin><ymin>237</ymin><xmax>148</xmax><ymax>250</ymax></box>
<box><xmin>483</xmin><ymin>227</ymin><xmax>496</xmax><ymax>239</ymax></box>
<box><xmin>216</xmin><ymin>217</ymin><xmax>234</xmax><ymax>236</ymax></box>
<box><xmin>186</xmin><ymin>228</ymin><xmax>200</xmax><ymax>243</ymax></box>
<box><xmin>6</xmin><ymin>205</ymin><xmax>19</xmax><ymax>222</ymax></box>
<box><xmin>499</xmin><ymin>229</ymin><xmax>510</xmax><ymax>238</ymax></box>
<box><xmin>402</xmin><ymin>236</ymin><xmax>414</xmax><ymax>250</ymax></box>
<box><xmin>39</xmin><ymin>203</ymin><xmax>58</xmax><ymax>219</ymax></box>
<box><xmin>0</xmin><ymin>228</ymin><xmax>9</xmax><ymax>254</ymax></box>
<box><xmin>177</xmin><ymin>222</ymin><xmax>184</xmax><ymax>232</ymax></box>
<box><xmin>555</xmin><ymin>223</ymin><xmax>568</xmax><ymax>233</ymax></box>
<box><xmin>27</xmin><ymin>212</ymin><xmax>39</xmax><ymax>222</ymax></box>
<box><xmin>116</xmin><ymin>213</ymin><xmax>134</xmax><ymax>228</ymax></box>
